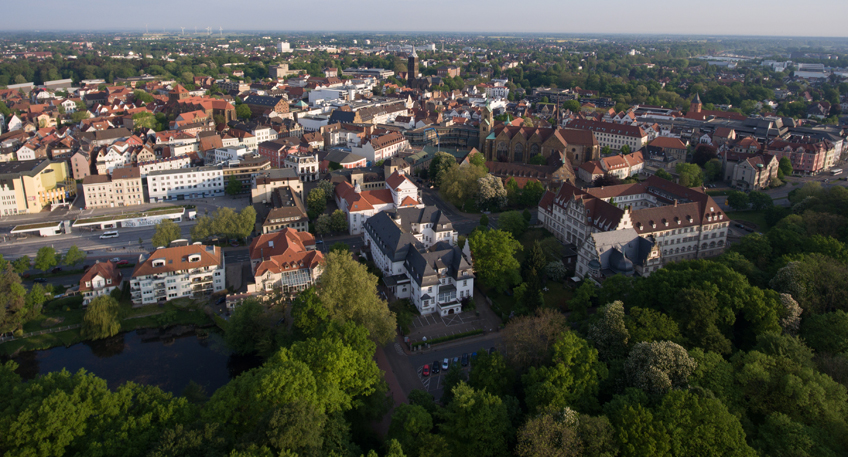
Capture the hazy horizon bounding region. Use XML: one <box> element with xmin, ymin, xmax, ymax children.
<box><xmin>1</xmin><ymin>0</ymin><xmax>847</xmax><ymax>38</ymax></box>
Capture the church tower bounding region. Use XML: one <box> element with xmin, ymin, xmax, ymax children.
<box><xmin>479</xmin><ymin>102</ymin><xmax>494</xmax><ymax>155</ymax></box>
<box><xmin>690</xmin><ymin>92</ymin><xmax>702</xmax><ymax>114</ymax></box>
<box><xmin>407</xmin><ymin>47</ymin><xmax>419</xmax><ymax>87</ymax></box>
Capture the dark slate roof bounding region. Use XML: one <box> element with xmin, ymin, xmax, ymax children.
<box><xmin>329</xmin><ymin>110</ymin><xmax>357</xmax><ymax>124</ymax></box>
<box><xmin>364</xmin><ymin>212</ymin><xmax>422</xmax><ymax>263</ymax></box>
<box><xmin>325</xmin><ymin>150</ymin><xmax>366</xmax><ymax>164</ymax></box>
<box><xmin>404</xmin><ymin>241</ymin><xmax>473</xmax><ymax>288</ymax></box>
<box><xmin>243</xmin><ymin>95</ymin><xmax>284</xmax><ymax>107</ymax></box>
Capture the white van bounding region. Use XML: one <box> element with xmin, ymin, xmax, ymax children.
<box><xmin>99</xmin><ymin>231</ymin><xmax>119</xmax><ymax>239</ymax></box>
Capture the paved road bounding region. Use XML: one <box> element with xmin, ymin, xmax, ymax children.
<box><xmin>405</xmin><ymin>336</ymin><xmax>504</xmax><ymax>402</ymax></box>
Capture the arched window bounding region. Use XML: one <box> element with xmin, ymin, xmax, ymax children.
<box><xmin>497</xmin><ymin>142</ymin><xmax>508</xmax><ymax>162</ymax></box>
<box><xmin>513</xmin><ymin>142</ymin><xmax>524</xmax><ymax>163</ymax></box>
<box><xmin>709</xmin><ymin>241</ymin><xmax>716</xmax><ymax>249</ymax></box>
<box><xmin>701</xmin><ymin>243</ymin><xmax>708</xmax><ymax>250</ymax></box>
<box><xmin>529</xmin><ymin>143</ymin><xmax>541</xmax><ymax>162</ymax></box>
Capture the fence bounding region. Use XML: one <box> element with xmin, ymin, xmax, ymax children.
<box><xmin>0</xmin><ymin>324</ymin><xmax>81</xmax><ymax>343</ymax></box>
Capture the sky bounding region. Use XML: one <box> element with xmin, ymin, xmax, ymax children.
<box><xmin>1</xmin><ymin>0</ymin><xmax>848</xmax><ymax>37</ymax></box>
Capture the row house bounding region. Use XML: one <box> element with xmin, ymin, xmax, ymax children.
<box><xmin>81</xmin><ymin>166</ymin><xmax>144</xmax><ymax>209</ymax></box>
<box><xmin>363</xmin><ymin>207</ymin><xmax>473</xmax><ymax>316</ymax></box>
<box><xmin>130</xmin><ymin>245</ymin><xmax>226</xmax><ymax>305</ymax></box>
<box><xmin>578</xmin><ymin>152</ymin><xmax>644</xmax><ymax>182</ymax></box>
<box><xmin>767</xmin><ymin>137</ymin><xmax>834</xmax><ymax>175</ymax></box>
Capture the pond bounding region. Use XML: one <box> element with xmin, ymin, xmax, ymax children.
<box><xmin>6</xmin><ymin>328</ymin><xmax>261</xmax><ymax>395</ymax></box>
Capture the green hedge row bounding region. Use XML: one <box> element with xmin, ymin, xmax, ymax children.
<box><xmin>412</xmin><ymin>329</ymin><xmax>484</xmax><ymax>348</ymax></box>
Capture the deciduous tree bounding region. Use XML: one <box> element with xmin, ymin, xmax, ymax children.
<box><xmin>63</xmin><ymin>245</ymin><xmax>86</xmax><ymax>267</ymax></box>
<box><xmin>81</xmin><ymin>295</ymin><xmax>121</xmax><ymax>340</ymax></box>
<box><xmin>467</xmin><ymin>229</ymin><xmax>521</xmax><ymax>293</ymax></box>
<box><xmin>152</xmin><ymin>219</ymin><xmax>182</xmax><ymax>248</ymax></box>
<box><xmin>34</xmin><ymin>246</ymin><xmax>58</xmax><ymax>272</ymax></box>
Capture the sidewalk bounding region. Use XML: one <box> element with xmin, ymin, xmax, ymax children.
<box><xmin>374</xmin><ymin>345</ymin><xmax>408</xmax><ymax>437</ymax></box>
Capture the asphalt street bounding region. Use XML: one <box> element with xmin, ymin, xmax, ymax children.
<box><xmin>406</xmin><ymin>337</ymin><xmax>504</xmax><ymax>401</ymax></box>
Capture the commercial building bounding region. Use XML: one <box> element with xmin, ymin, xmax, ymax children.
<box><xmin>350</xmin><ymin>131</ymin><xmax>410</xmax><ymax>164</ymax></box>
<box><xmin>335</xmin><ymin>169</ymin><xmax>424</xmax><ymax>235</ymax></box>
<box><xmin>363</xmin><ymin>207</ymin><xmax>474</xmax><ymax>316</ymax></box>
<box><xmin>146</xmin><ymin>166</ymin><xmax>224</xmax><ymax>202</ymax></box>
<box><xmin>0</xmin><ymin>159</ymin><xmax>71</xmax><ymax>214</ymax></box>
<box><xmin>130</xmin><ymin>244</ymin><xmax>226</xmax><ymax>306</ymax></box>
<box><xmin>221</xmin><ymin>157</ymin><xmax>272</xmax><ymax>195</ymax></box>
<box><xmin>564</xmin><ymin>119</ymin><xmax>649</xmax><ymax>152</ymax></box>
<box><xmin>283</xmin><ymin>152</ymin><xmax>319</xmax><ymax>182</ymax></box>
<box><xmin>80</xmin><ymin>261</ymin><xmax>123</xmax><ymax>306</ymax></box>
<box><xmin>247</xmin><ymin>229</ymin><xmax>324</xmax><ymax>295</ymax></box>
<box><xmin>258</xmin><ymin>187</ymin><xmax>308</xmax><ymax>234</ymax></box>
<box><xmin>251</xmin><ymin>167</ymin><xmax>303</xmax><ymax>204</ymax></box>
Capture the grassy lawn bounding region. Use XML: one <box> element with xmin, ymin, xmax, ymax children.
<box><xmin>515</xmin><ymin>228</ymin><xmax>554</xmax><ymax>264</ymax></box>
<box><xmin>544</xmin><ymin>282</ymin><xmax>572</xmax><ymax>310</ymax></box>
<box><xmin>726</xmin><ymin>211</ymin><xmax>770</xmax><ymax>231</ymax></box>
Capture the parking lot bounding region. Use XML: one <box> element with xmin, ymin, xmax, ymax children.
<box><xmin>409</xmin><ymin>340</ymin><xmax>502</xmax><ymax>401</ymax></box>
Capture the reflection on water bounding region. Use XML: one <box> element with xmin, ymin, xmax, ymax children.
<box><xmin>5</xmin><ymin>329</ymin><xmax>261</xmax><ymax>394</ymax></box>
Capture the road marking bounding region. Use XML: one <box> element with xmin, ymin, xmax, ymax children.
<box><xmin>394</xmin><ymin>343</ymin><xmax>404</xmax><ymax>355</ymax></box>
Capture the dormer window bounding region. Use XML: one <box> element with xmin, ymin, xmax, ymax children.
<box><xmin>188</xmin><ymin>254</ymin><xmax>201</xmax><ymax>262</ymax></box>
<box><xmin>107</xmin><ymin>279</ymin><xmax>112</xmax><ymax>285</ymax></box>
<box><xmin>152</xmin><ymin>259</ymin><xmax>166</xmax><ymax>267</ymax></box>
<box><xmin>85</xmin><ymin>281</ymin><xmax>91</xmax><ymax>287</ymax></box>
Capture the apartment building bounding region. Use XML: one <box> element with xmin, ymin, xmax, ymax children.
<box><xmin>222</xmin><ymin>157</ymin><xmax>271</xmax><ymax>195</ymax></box>
<box><xmin>363</xmin><ymin>208</ymin><xmax>473</xmax><ymax>316</ymax></box>
<box><xmin>539</xmin><ymin>175</ymin><xmax>729</xmax><ymax>280</ymax></box>
<box><xmin>335</xmin><ymin>169</ymin><xmax>424</xmax><ymax>235</ymax></box>
<box><xmin>565</xmin><ymin>119</ymin><xmax>649</xmax><ymax>152</ymax></box>
<box><xmin>247</xmin><ymin>228</ymin><xmax>324</xmax><ymax>295</ymax></box>
<box><xmin>259</xmin><ymin>186</ymin><xmax>308</xmax><ymax>234</ymax></box>
<box><xmin>83</xmin><ymin>167</ymin><xmax>144</xmax><ymax>208</ymax></box>
<box><xmin>350</xmin><ymin>131</ymin><xmax>410</xmax><ymax>163</ymax></box>
<box><xmin>147</xmin><ymin>166</ymin><xmax>224</xmax><ymax>202</ymax></box>
<box><xmin>251</xmin><ymin>167</ymin><xmax>303</xmax><ymax>203</ymax></box>
<box><xmin>80</xmin><ymin>260</ymin><xmax>122</xmax><ymax>306</ymax></box>
<box><xmin>138</xmin><ymin>156</ymin><xmax>191</xmax><ymax>177</ymax></box>
<box><xmin>130</xmin><ymin>244</ymin><xmax>225</xmax><ymax>305</ymax></box>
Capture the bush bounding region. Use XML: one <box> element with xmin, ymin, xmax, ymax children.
<box><xmin>411</xmin><ymin>329</ymin><xmax>484</xmax><ymax>348</ymax></box>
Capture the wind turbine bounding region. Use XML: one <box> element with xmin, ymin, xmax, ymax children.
<box><xmin>219</xmin><ymin>27</ymin><xmax>222</xmax><ymax>37</ymax></box>
<box><xmin>194</xmin><ymin>26</ymin><xmax>197</xmax><ymax>35</ymax></box>
<box><xmin>181</xmin><ymin>27</ymin><xmax>185</xmax><ymax>35</ymax></box>
<box><xmin>206</xmin><ymin>26</ymin><xmax>211</xmax><ymax>36</ymax></box>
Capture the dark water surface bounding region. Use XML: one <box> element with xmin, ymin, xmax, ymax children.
<box><xmin>7</xmin><ymin>328</ymin><xmax>261</xmax><ymax>394</ymax></box>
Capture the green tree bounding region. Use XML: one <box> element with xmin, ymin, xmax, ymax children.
<box><xmin>727</xmin><ymin>190</ymin><xmax>749</xmax><ymax>210</ymax></box>
<box><xmin>779</xmin><ymin>157</ymin><xmax>793</xmax><ymax>177</ymax></box>
<box><xmin>429</xmin><ymin>151</ymin><xmax>457</xmax><ymax>188</ymax></box>
<box><xmin>62</xmin><ymin>245</ymin><xmax>86</xmax><ymax>267</ymax></box>
<box><xmin>703</xmin><ymin>158</ymin><xmax>723</xmax><ymax>181</ymax></box>
<box><xmin>24</xmin><ymin>282</ymin><xmax>48</xmax><ymax>319</ymax></box>
<box><xmin>81</xmin><ymin>295</ymin><xmax>121</xmax><ymax>340</ymax></box>
<box><xmin>236</xmin><ymin>103</ymin><xmax>252</xmax><ymax>119</ymax></box>
<box><xmin>624</xmin><ymin>340</ymin><xmax>697</xmax><ymax>395</ymax></box>
<box><xmin>588</xmin><ymin>301</ymin><xmax>631</xmax><ymax>361</ymax></box>
<box><xmin>290</xmin><ymin>288</ymin><xmax>329</xmax><ymax>338</ymax></box>
<box><xmin>133</xmin><ymin>90</ymin><xmax>154</xmax><ymax>104</ymax></box>
<box><xmin>152</xmin><ymin>219</ymin><xmax>182</xmax><ymax>248</ymax></box>
<box><xmin>569</xmin><ymin>281</ymin><xmax>597</xmax><ymax>321</ymax></box>
<box><xmin>11</xmin><ymin>256</ymin><xmax>30</xmax><ymax>275</ymax></box>
<box><xmin>675</xmin><ymin>163</ymin><xmax>703</xmax><ymax>187</ymax></box>
<box><xmin>314</xmin><ymin>214</ymin><xmax>332</xmax><ymax>235</ymax></box>
<box><xmin>497</xmin><ymin>210</ymin><xmax>527</xmax><ymax>238</ymax></box>
<box><xmin>516</xmin><ymin>407</ymin><xmax>618</xmax><ymax>457</ymax></box>
<box><xmin>502</xmin><ymin>308</ymin><xmax>570</xmax><ymax>372</ymax></box>
<box><xmin>0</xmin><ymin>265</ymin><xmax>27</xmax><ymax>333</ymax></box>
<box><xmin>625</xmin><ymin>307</ymin><xmax>681</xmax><ymax>344</ymax></box>
<box><xmin>519</xmin><ymin>180</ymin><xmax>545</xmax><ymax>207</ymax></box>
<box><xmin>132</xmin><ymin>111</ymin><xmax>157</xmax><ymax>129</ymax></box>
<box><xmin>655</xmin><ymin>168</ymin><xmax>673</xmax><ymax>181</ymax></box>
<box><xmin>225</xmin><ymin>299</ymin><xmax>275</xmax><ymax>355</ymax></box>
<box><xmin>748</xmin><ymin>191</ymin><xmax>773</xmax><ymax>210</ymax></box>
<box><xmin>307</xmin><ymin>188</ymin><xmax>327</xmax><ymax>219</ymax></box>
<box><xmin>237</xmin><ymin>206</ymin><xmax>256</xmax><ymax>240</ymax></box>
<box><xmin>620</xmin><ymin>144</ymin><xmax>631</xmax><ymax>155</ymax></box>
<box><xmin>801</xmin><ymin>311</ymin><xmax>848</xmax><ymax>354</ymax></box>
<box><xmin>440</xmin><ymin>383</ymin><xmax>511</xmax><ymax>457</ymax></box>
<box><xmin>330</xmin><ymin>209</ymin><xmax>348</xmax><ymax>233</ymax></box>
<box><xmin>34</xmin><ymin>246</ymin><xmax>58</xmax><ymax>272</ymax></box>
<box><xmin>480</xmin><ymin>213</ymin><xmax>489</xmax><ymax>227</ymax></box>
<box><xmin>388</xmin><ymin>403</ymin><xmax>433</xmax><ymax>453</ymax></box>
<box><xmin>522</xmin><ymin>331</ymin><xmax>608</xmax><ymax>412</ymax></box>
<box><xmin>316</xmin><ymin>251</ymin><xmax>396</xmax><ymax>344</ymax></box>
<box><xmin>225</xmin><ymin>175</ymin><xmax>242</xmax><ymax>196</ymax></box>
<box><xmin>467</xmin><ymin>229</ymin><xmax>521</xmax><ymax>292</ymax></box>
<box><xmin>469</xmin><ymin>350</ymin><xmax>516</xmax><ymax>398</ymax></box>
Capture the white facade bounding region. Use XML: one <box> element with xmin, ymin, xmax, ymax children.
<box><xmin>138</xmin><ymin>156</ymin><xmax>191</xmax><ymax>177</ymax></box>
<box><xmin>277</xmin><ymin>42</ymin><xmax>292</xmax><ymax>53</ymax></box>
<box><xmin>350</xmin><ymin>134</ymin><xmax>410</xmax><ymax>163</ymax></box>
<box><xmin>147</xmin><ymin>166</ymin><xmax>224</xmax><ymax>202</ymax></box>
<box><xmin>0</xmin><ymin>183</ymin><xmax>18</xmax><ymax>215</ymax></box>
<box><xmin>130</xmin><ymin>245</ymin><xmax>225</xmax><ymax>305</ymax></box>
<box><xmin>211</xmin><ymin>146</ymin><xmax>251</xmax><ymax>164</ymax></box>
<box><xmin>283</xmin><ymin>153</ymin><xmax>319</xmax><ymax>182</ymax></box>
<box><xmin>485</xmin><ymin>86</ymin><xmax>510</xmax><ymax>99</ymax></box>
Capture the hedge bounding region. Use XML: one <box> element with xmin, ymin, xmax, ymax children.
<box><xmin>411</xmin><ymin>329</ymin><xmax>484</xmax><ymax>348</ymax></box>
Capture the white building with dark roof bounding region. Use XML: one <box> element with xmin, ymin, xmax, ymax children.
<box><xmin>363</xmin><ymin>207</ymin><xmax>473</xmax><ymax>316</ymax></box>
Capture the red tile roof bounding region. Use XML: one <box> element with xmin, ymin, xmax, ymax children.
<box><xmin>79</xmin><ymin>261</ymin><xmax>122</xmax><ymax>292</ymax></box>
<box><xmin>249</xmin><ymin>228</ymin><xmax>323</xmax><ymax>276</ymax></box>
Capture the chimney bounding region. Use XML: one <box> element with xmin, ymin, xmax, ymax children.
<box><xmin>674</xmin><ymin>199</ymin><xmax>678</xmax><ymax>207</ymax></box>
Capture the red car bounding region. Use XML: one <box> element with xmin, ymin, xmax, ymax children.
<box><xmin>422</xmin><ymin>364</ymin><xmax>430</xmax><ymax>377</ymax></box>
<box><xmin>117</xmin><ymin>260</ymin><xmax>129</xmax><ymax>265</ymax></box>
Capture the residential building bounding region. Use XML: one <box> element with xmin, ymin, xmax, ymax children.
<box><xmin>210</xmin><ymin>146</ymin><xmax>251</xmax><ymax>164</ymax></box>
<box><xmin>577</xmin><ymin>151</ymin><xmax>645</xmax><ymax>181</ymax></box>
<box><xmin>251</xmin><ymin>167</ymin><xmax>303</xmax><ymax>204</ymax></box>
<box><xmin>130</xmin><ymin>245</ymin><xmax>225</xmax><ymax>305</ymax></box>
<box><xmin>247</xmin><ymin>229</ymin><xmax>324</xmax><ymax>295</ymax></box>
<box><xmin>258</xmin><ymin>186</ymin><xmax>308</xmax><ymax>234</ymax></box>
<box><xmin>646</xmin><ymin>136</ymin><xmax>688</xmax><ymax>162</ymax></box>
<box><xmin>350</xmin><ymin>131</ymin><xmax>410</xmax><ymax>163</ymax></box>
<box><xmin>257</xmin><ymin>138</ymin><xmax>299</xmax><ymax>168</ymax></box>
<box><xmin>576</xmin><ymin>228</ymin><xmax>662</xmax><ymax>282</ymax></box>
<box><xmin>767</xmin><ymin>136</ymin><xmax>835</xmax><ymax>175</ymax></box>
<box><xmin>80</xmin><ymin>261</ymin><xmax>123</xmax><ymax>306</ymax></box>
<box><xmin>363</xmin><ymin>208</ymin><xmax>473</xmax><ymax>316</ymax></box>
<box><xmin>147</xmin><ymin>166</ymin><xmax>224</xmax><ymax>202</ymax></box>
<box><xmin>82</xmin><ymin>166</ymin><xmax>144</xmax><ymax>208</ymax></box>
<box><xmin>539</xmin><ymin>175</ymin><xmax>729</xmax><ymax>279</ymax></box>
<box><xmin>243</xmin><ymin>95</ymin><xmax>289</xmax><ymax>116</ymax></box>
<box><xmin>335</xmin><ymin>169</ymin><xmax>423</xmax><ymax>234</ymax></box>
<box><xmin>138</xmin><ymin>156</ymin><xmax>191</xmax><ymax>177</ymax></box>
<box><xmin>69</xmin><ymin>151</ymin><xmax>91</xmax><ymax>180</ymax></box>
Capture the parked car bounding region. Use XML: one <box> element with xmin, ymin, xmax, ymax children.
<box><xmin>33</xmin><ymin>278</ymin><xmax>47</xmax><ymax>283</ymax></box>
<box><xmin>442</xmin><ymin>358</ymin><xmax>449</xmax><ymax>370</ymax></box>
<box><xmin>431</xmin><ymin>361</ymin><xmax>440</xmax><ymax>374</ymax></box>
<box><xmin>117</xmin><ymin>260</ymin><xmax>129</xmax><ymax>265</ymax></box>
<box><xmin>111</xmin><ymin>257</ymin><xmax>120</xmax><ymax>262</ymax></box>
<box><xmin>452</xmin><ymin>356</ymin><xmax>460</xmax><ymax>366</ymax></box>
<box><xmin>471</xmin><ymin>352</ymin><xmax>478</xmax><ymax>362</ymax></box>
<box><xmin>215</xmin><ymin>297</ymin><xmax>226</xmax><ymax>305</ymax></box>
<box><xmin>422</xmin><ymin>364</ymin><xmax>430</xmax><ymax>377</ymax></box>
<box><xmin>461</xmin><ymin>353</ymin><xmax>469</xmax><ymax>366</ymax></box>
<box><xmin>51</xmin><ymin>267</ymin><xmax>62</xmax><ymax>274</ymax></box>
